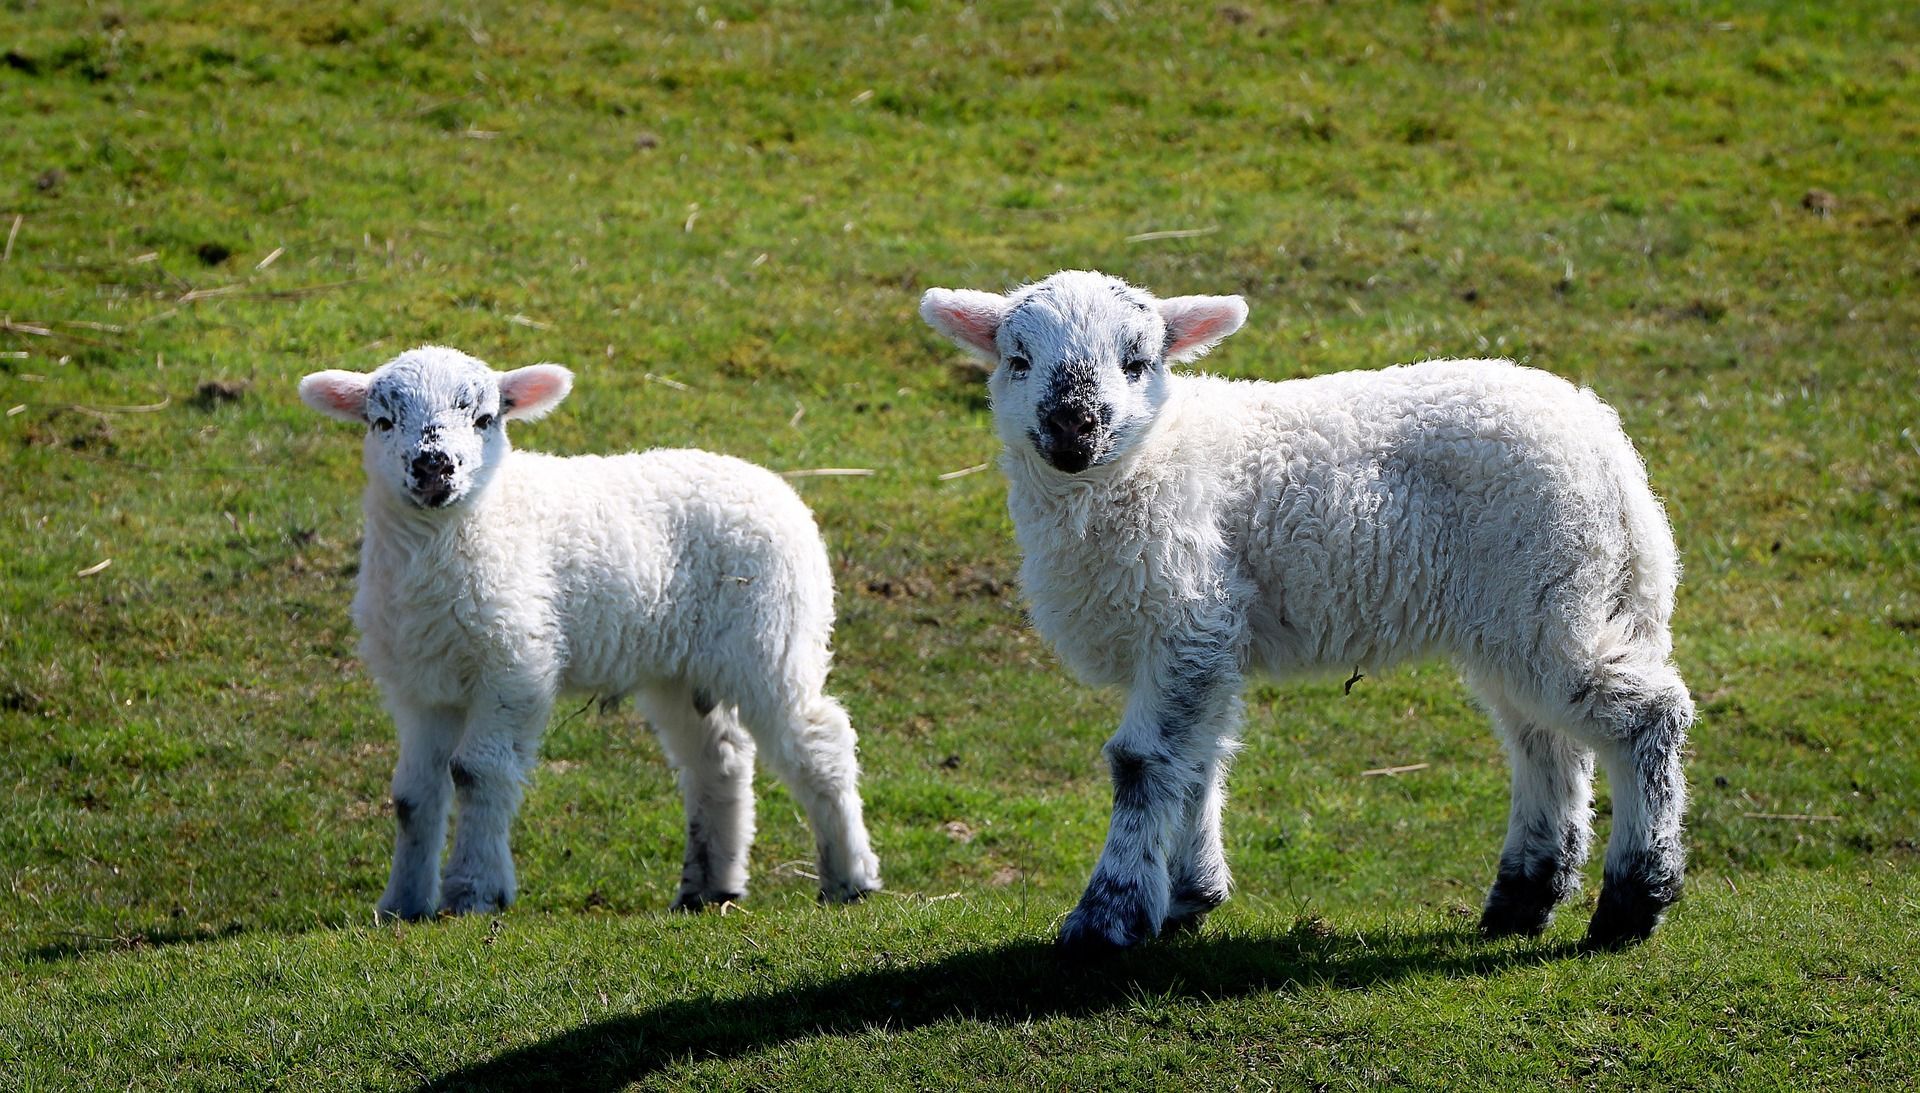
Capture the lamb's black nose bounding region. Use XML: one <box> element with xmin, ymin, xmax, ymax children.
<box><xmin>410</xmin><ymin>450</ymin><xmax>454</xmax><ymax>483</ymax></box>
<box><xmin>1041</xmin><ymin>405</ymin><xmax>1100</xmax><ymax>473</ymax></box>
<box><xmin>1044</xmin><ymin>405</ymin><xmax>1098</xmax><ymax>443</ymax></box>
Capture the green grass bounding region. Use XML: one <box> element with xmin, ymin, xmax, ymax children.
<box><xmin>4</xmin><ymin>867</ymin><xmax>1918</xmax><ymax>1089</ymax></box>
<box><xmin>2</xmin><ymin>0</ymin><xmax>1916</xmax><ymax>1088</ymax></box>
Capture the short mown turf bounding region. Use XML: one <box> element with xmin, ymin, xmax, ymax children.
<box><xmin>2</xmin><ymin>2</ymin><xmax>1914</xmax><ymax>1088</ymax></box>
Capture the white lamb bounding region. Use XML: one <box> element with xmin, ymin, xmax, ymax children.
<box><xmin>921</xmin><ymin>270</ymin><xmax>1692</xmax><ymax>952</ymax></box>
<box><xmin>299</xmin><ymin>345</ymin><xmax>881</xmax><ymax>920</ymax></box>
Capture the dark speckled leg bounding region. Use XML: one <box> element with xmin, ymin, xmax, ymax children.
<box><xmin>1480</xmin><ymin>708</ymin><xmax>1595</xmax><ymax>939</ymax></box>
<box><xmin>643</xmin><ymin>686</ymin><xmax>757</xmax><ymax>911</ymax></box>
<box><xmin>1060</xmin><ymin>640</ymin><xmax>1244</xmax><ymax>954</ymax></box>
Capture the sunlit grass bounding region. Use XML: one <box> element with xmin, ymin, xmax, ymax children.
<box><xmin>1</xmin><ymin>1</ymin><xmax>1915</xmax><ymax>1088</ymax></box>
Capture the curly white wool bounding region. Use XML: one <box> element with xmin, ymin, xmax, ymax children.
<box><xmin>922</xmin><ymin>270</ymin><xmax>1691</xmax><ymax>952</ymax></box>
<box><xmin>300</xmin><ymin>345</ymin><xmax>881</xmax><ymax>920</ymax></box>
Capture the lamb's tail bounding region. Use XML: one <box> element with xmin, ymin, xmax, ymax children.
<box><xmin>1596</xmin><ymin>437</ymin><xmax>1681</xmax><ymax>665</ymax></box>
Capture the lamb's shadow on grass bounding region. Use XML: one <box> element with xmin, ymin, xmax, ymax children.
<box><xmin>20</xmin><ymin>921</ymin><xmax>255</xmax><ymax>965</ymax></box>
<box><xmin>420</xmin><ymin>921</ymin><xmax>1584</xmax><ymax>1091</ymax></box>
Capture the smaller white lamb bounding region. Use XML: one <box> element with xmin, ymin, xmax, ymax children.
<box><xmin>922</xmin><ymin>271</ymin><xmax>1693</xmax><ymax>952</ymax></box>
<box><xmin>299</xmin><ymin>345</ymin><xmax>881</xmax><ymax>920</ymax></box>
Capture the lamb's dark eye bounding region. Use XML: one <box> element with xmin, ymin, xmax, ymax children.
<box><xmin>1123</xmin><ymin>357</ymin><xmax>1153</xmax><ymax>381</ymax></box>
<box><xmin>372</xmin><ymin>417</ymin><xmax>394</xmax><ymax>432</ymax></box>
<box><xmin>1005</xmin><ymin>355</ymin><xmax>1031</xmax><ymax>377</ymax></box>
<box><xmin>474</xmin><ymin>414</ymin><xmax>495</xmax><ymax>431</ymax></box>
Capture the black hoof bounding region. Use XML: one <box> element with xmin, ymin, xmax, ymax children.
<box><xmin>1479</xmin><ymin>874</ymin><xmax>1562</xmax><ymax>939</ymax></box>
<box><xmin>1480</xmin><ymin>901</ymin><xmax>1554</xmax><ymax>939</ymax></box>
<box><xmin>1055</xmin><ymin>925</ymin><xmax>1133</xmax><ymax>963</ymax></box>
<box><xmin>1582</xmin><ymin>867</ymin><xmax>1680</xmax><ymax>951</ymax></box>
<box><xmin>817</xmin><ymin>883</ymin><xmax>880</xmax><ymax>906</ymax></box>
<box><xmin>1582</xmin><ymin>899</ymin><xmax>1663</xmax><ymax>951</ymax></box>
<box><xmin>373</xmin><ymin>906</ymin><xmax>434</xmax><ymax>925</ymax></box>
<box><xmin>1056</xmin><ymin>906</ymin><xmax>1151</xmax><ymax>959</ymax></box>
<box><xmin>1161</xmin><ymin>910</ymin><xmax>1209</xmax><ymax>936</ymax></box>
<box><xmin>1163</xmin><ymin>885</ymin><xmax>1226</xmax><ymax>936</ymax></box>
<box><xmin>670</xmin><ymin>890</ymin><xmax>744</xmax><ymax>913</ymax></box>
<box><xmin>437</xmin><ymin>888</ymin><xmax>511</xmax><ymax>917</ymax></box>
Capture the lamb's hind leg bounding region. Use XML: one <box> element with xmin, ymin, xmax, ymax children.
<box><xmin>1575</xmin><ymin>662</ymin><xmax>1693</xmax><ymax>949</ymax></box>
<box><xmin>1475</xmin><ymin>688</ymin><xmax>1595</xmax><ymax>938</ymax></box>
<box><xmin>736</xmin><ymin>686</ymin><xmax>881</xmax><ymax>903</ymax></box>
<box><xmin>639</xmin><ymin>685</ymin><xmax>757</xmax><ymax>911</ymax></box>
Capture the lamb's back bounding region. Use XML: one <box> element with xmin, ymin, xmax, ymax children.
<box><xmin>1197</xmin><ymin>361</ymin><xmax>1648</xmax><ymax>672</ymax></box>
<box><xmin>357</xmin><ymin>448</ymin><xmax>831</xmax><ymax>701</ymax></box>
<box><xmin>504</xmin><ymin>448</ymin><xmax>833</xmax><ymax>691</ymax></box>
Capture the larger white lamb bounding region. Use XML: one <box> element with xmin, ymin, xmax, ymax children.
<box><xmin>299</xmin><ymin>346</ymin><xmax>881</xmax><ymax>920</ymax></box>
<box><xmin>921</xmin><ymin>270</ymin><xmax>1692</xmax><ymax>952</ymax></box>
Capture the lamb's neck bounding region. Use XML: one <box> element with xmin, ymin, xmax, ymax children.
<box><xmin>1005</xmin><ymin>392</ymin><xmax>1243</xmax><ymax>623</ymax></box>
<box><xmin>357</xmin><ymin>483</ymin><xmax>511</xmax><ymax>584</ymax></box>
<box><xmin>365</xmin><ymin>489</ymin><xmax>457</xmax><ymax>545</ymax></box>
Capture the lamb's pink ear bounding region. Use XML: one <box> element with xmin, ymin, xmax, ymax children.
<box><xmin>920</xmin><ymin>288</ymin><xmax>1010</xmax><ymax>361</ymax></box>
<box><xmin>298</xmin><ymin>370</ymin><xmax>372</xmax><ymax>423</ymax></box>
<box><xmin>1157</xmin><ymin>295</ymin><xmax>1249</xmax><ymax>363</ymax></box>
<box><xmin>499</xmin><ymin>364</ymin><xmax>573</xmax><ymax>421</ymax></box>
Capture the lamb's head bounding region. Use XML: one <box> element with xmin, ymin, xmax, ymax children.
<box><xmin>920</xmin><ymin>271</ymin><xmax>1246</xmax><ymax>474</ymax></box>
<box><xmin>299</xmin><ymin>346</ymin><xmax>572</xmax><ymax>510</ymax></box>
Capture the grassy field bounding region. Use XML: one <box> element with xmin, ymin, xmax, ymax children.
<box><xmin>2</xmin><ymin>0</ymin><xmax>1916</xmax><ymax>1088</ymax></box>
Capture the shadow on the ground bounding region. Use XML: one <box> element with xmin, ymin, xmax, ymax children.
<box><xmin>18</xmin><ymin>921</ymin><xmax>257</xmax><ymax>965</ymax></box>
<box><xmin>418</xmin><ymin>921</ymin><xmax>1583</xmax><ymax>1091</ymax></box>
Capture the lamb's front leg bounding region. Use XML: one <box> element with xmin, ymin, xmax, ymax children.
<box><xmin>1163</xmin><ymin>733</ymin><xmax>1242</xmax><ymax>933</ymax></box>
<box><xmin>376</xmin><ymin>698</ymin><xmax>464</xmax><ymax>922</ymax></box>
<box><xmin>1060</xmin><ymin>651</ymin><xmax>1243</xmax><ymax>954</ymax></box>
<box><xmin>440</xmin><ymin>687</ymin><xmax>553</xmax><ymax>916</ymax></box>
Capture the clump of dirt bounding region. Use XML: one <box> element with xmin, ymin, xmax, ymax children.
<box><xmin>191</xmin><ymin>379</ymin><xmax>247</xmax><ymax>409</ymax></box>
<box><xmin>0</xmin><ymin>682</ymin><xmax>46</xmax><ymax>713</ymax></box>
<box><xmin>858</xmin><ymin>562</ymin><xmax>1016</xmax><ymax>603</ymax></box>
<box><xmin>1681</xmin><ymin>299</ymin><xmax>1728</xmax><ymax>323</ymax></box>
<box><xmin>865</xmin><ymin>575</ymin><xmax>934</xmax><ymax>600</ymax></box>
<box><xmin>948</xmin><ymin>566</ymin><xmax>1009</xmax><ymax>599</ymax></box>
<box><xmin>18</xmin><ymin>409</ymin><xmax>113</xmax><ymax>452</ymax></box>
<box><xmin>1292</xmin><ymin>915</ymin><xmax>1336</xmax><ymax>940</ymax></box>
